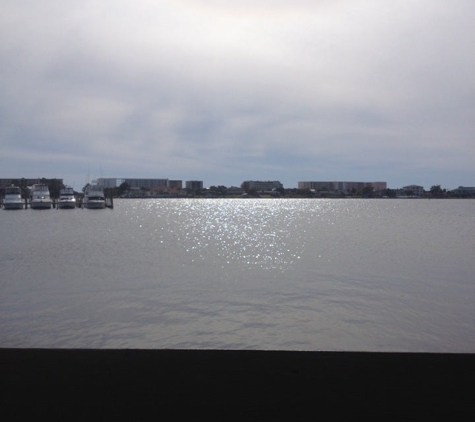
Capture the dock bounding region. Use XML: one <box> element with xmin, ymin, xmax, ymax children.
<box><xmin>1</xmin><ymin>196</ymin><xmax>114</xmax><ymax>209</ymax></box>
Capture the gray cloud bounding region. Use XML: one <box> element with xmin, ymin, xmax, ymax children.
<box><xmin>1</xmin><ymin>0</ymin><xmax>474</xmax><ymax>189</ymax></box>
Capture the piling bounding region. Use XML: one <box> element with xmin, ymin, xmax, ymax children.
<box><xmin>106</xmin><ymin>195</ymin><xmax>114</xmax><ymax>209</ymax></box>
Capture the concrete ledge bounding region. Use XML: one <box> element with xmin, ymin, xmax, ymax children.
<box><xmin>1</xmin><ymin>349</ymin><xmax>473</xmax><ymax>416</ymax></box>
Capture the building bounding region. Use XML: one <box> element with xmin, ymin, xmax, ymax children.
<box><xmin>97</xmin><ymin>178</ymin><xmax>168</xmax><ymax>189</ymax></box>
<box><xmin>298</xmin><ymin>181</ymin><xmax>334</xmax><ymax>191</ymax></box>
<box><xmin>228</xmin><ymin>186</ymin><xmax>244</xmax><ymax>196</ymax></box>
<box><xmin>403</xmin><ymin>185</ymin><xmax>424</xmax><ymax>197</ymax></box>
<box><xmin>186</xmin><ymin>180</ymin><xmax>203</xmax><ymax>191</ymax></box>
<box><xmin>371</xmin><ymin>182</ymin><xmax>387</xmax><ymax>193</ymax></box>
<box><xmin>451</xmin><ymin>186</ymin><xmax>475</xmax><ymax>197</ymax></box>
<box><xmin>298</xmin><ymin>181</ymin><xmax>387</xmax><ymax>195</ymax></box>
<box><xmin>96</xmin><ymin>178</ymin><xmax>125</xmax><ymax>188</ymax></box>
<box><xmin>168</xmin><ymin>180</ymin><xmax>183</xmax><ymax>190</ymax></box>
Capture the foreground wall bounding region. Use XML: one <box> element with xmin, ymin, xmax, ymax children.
<box><xmin>1</xmin><ymin>348</ymin><xmax>473</xmax><ymax>417</ymax></box>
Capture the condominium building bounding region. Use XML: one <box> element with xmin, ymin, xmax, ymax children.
<box><xmin>96</xmin><ymin>178</ymin><xmax>125</xmax><ymax>188</ymax></box>
<box><xmin>186</xmin><ymin>180</ymin><xmax>203</xmax><ymax>191</ymax></box>
<box><xmin>403</xmin><ymin>185</ymin><xmax>424</xmax><ymax>197</ymax></box>
<box><xmin>451</xmin><ymin>186</ymin><xmax>475</xmax><ymax>197</ymax></box>
<box><xmin>169</xmin><ymin>180</ymin><xmax>183</xmax><ymax>190</ymax></box>
<box><xmin>97</xmin><ymin>178</ymin><xmax>168</xmax><ymax>189</ymax></box>
<box><xmin>298</xmin><ymin>181</ymin><xmax>387</xmax><ymax>194</ymax></box>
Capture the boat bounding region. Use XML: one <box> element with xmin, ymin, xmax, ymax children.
<box><xmin>2</xmin><ymin>185</ymin><xmax>24</xmax><ymax>210</ymax></box>
<box><xmin>83</xmin><ymin>184</ymin><xmax>106</xmax><ymax>209</ymax></box>
<box><xmin>58</xmin><ymin>186</ymin><xmax>76</xmax><ymax>209</ymax></box>
<box><xmin>29</xmin><ymin>184</ymin><xmax>52</xmax><ymax>209</ymax></box>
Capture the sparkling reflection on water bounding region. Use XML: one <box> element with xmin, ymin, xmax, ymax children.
<box><xmin>0</xmin><ymin>198</ymin><xmax>474</xmax><ymax>351</ymax></box>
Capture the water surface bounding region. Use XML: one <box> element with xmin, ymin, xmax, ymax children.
<box><xmin>1</xmin><ymin>198</ymin><xmax>474</xmax><ymax>351</ymax></box>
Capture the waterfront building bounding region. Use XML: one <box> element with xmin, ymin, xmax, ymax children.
<box><xmin>169</xmin><ymin>180</ymin><xmax>183</xmax><ymax>190</ymax></box>
<box><xmin>96</xmin><ymin>178</ymin><xmax>125</xmax><ymax>188</ymax></box>
<box><xmin>97</xmin><ymin>178</ymin><xmax>168</xmax><ymax>189</ymax></box>
<box><xmin>403</xmin><ymin>185</ymin><xmax>424</xmax><ymax>197</ymax></box>
<box><xmin>186</xmin><ymin>180</ymin><xmax>203</xmax><ymax>191</ymax></box>
<box><xmin>298</xmin><ymin>181</ymin><xmax>387</xmax><ymax>195</ymax></box>
<box><xmin>451</xmin><ymin>186</ymin><xmax>475</xmax><ymax>197</ymax></box>
<box><xmin>228</xmin><ymin>186</ymin><xmax>244</xmax><ymax>196</ymax></box>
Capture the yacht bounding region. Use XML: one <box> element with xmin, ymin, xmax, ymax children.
<box><xmin>83</xmin><ymin>184</ymin><xmax>106</xmax><ymax>209</ymax></box>
<box><xmin>58</xmin><ymin>186</ymin><xmax>76</xmax><ymax>209</ymax></box>
<box><xmin>29</xmin><ymin>184</ymin><xmax>52</xmax><ymax>209</ymax></box>
<box><xmin>3</xmin><ymin>185</ymin><xmax>24</xmax><ymax>210</ymax></box>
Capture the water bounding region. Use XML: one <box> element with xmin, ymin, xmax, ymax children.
<box><xmin>1</xmin><ymin>198</ymin><xmax>474</xmax><ymax>352</ymax></box>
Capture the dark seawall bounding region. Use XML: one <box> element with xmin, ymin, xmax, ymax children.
<box><xmin>1</xmin><ymin>348</ymin><xmax>473</xmax><ymax>417</ymax></box>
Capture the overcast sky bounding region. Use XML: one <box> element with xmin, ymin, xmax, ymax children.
<box><xmin>1</xmin><ymin>0</ymin><xmax>474</xmax><ymax>190</ymax></box>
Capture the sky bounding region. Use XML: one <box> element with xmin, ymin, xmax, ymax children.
<box><xmin>1</xmin><ymin>0</ymin><xmax>474</xmax><ymax>190</ymax></box>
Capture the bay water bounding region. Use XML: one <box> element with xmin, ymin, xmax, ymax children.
<box><xmin>1</xmin><ymin>198</ymin><xmax>474</xmax><ymax>352</ymax></box>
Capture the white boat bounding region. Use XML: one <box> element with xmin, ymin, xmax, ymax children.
<box><xmin>3</xmin><ymin>185</ymin><xmax>24</xmax><ymax>210</ymax></box>
<box><xmin>83</xmin><ymin>184</ymin><xmax>106</xmax><ymax>209</ymax></box>
<box><xmin>29</xmin><ymin>184</ymin><xmax>52</xmax><ymax>209</ymax></box>
<box><xmin>58</xmin><ymin>186</ymin><xmax>76</xmax><ymax>209</ymax></box>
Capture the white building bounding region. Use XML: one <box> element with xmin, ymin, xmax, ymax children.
<box><xmin>451</xmin><ymin>186</ymin><xmax>475</xmax><ymax>197</ymax></box>
<box><xmin>403</xmin><ymin>185</ymin><xmax>424</xmax><ymax>197</ymax></box>
<box><xmin>298</xmin><ymin>181</ymin><xmax>387</xmax><ymax>194</ymax></box>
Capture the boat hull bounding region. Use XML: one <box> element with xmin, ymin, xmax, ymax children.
<box><xmin>30</xmin><ymin>200</ymin><xmax>52</xmax><ymax>209</ymax></box>
<box><xmin>3</xmin><ymin>200</ymin><xmax>24</xmax><ymax>210</ymax></box>
<box><xmin>84</xmin><ymin>200</ymin><xmax>106</xmax><ymax>209</ymax></box>
<box><xmin>58</xmin><ymin>200</ymin><xmax>76</xmax><ymax>209</ymax></box>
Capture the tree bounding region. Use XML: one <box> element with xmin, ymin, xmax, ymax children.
<box><xmin>19</xmin><ymin>178</ymin><xmax>29</xmax><ymax>198</ymax></box>
<box><xmin>296</xmin><ymin>188</ymin><xmax>313</xmax><ymax>197</ymax></box>
<box><xmin>216</xmin><ymin>185</ymin><xmax>228</xmax><ymax>196</ymax></box>
<box><xmin>118</xmin><ymin>182</ymin><xmax>130</xmax><ymax>196</ymax></box>
<box><xmin>248</xmin><ymin>188</ymin><xmax>259</xmax><ymax>197</ymax></box>
<box><xmin>430</xmin><ymin>185</ymin><xmax>443</xmax><ymax>197</ymax></box>
<box><xmin>362</xmin><ymin>186</ymin><xmax>374</xmax><ymax>197</ymax></box>
<box><xmin>241</xmin><ymin>181</ymin><xmax>250</xmax><ymax>194</ymax></box>
<box><xmin>48</xmin><ymin>178</ymin><xmax>64</xmax><ymax>199</ymax></box>
<box><xmin>384</xmin><ymin>188</ymin><xmax>396</xmax><ymax>198</ymax></box>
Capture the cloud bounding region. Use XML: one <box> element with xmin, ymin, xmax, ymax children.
<box><xmin>1</xmin><ymin>0</ymin><xmax>474</xmax><ymax>189</ymax></box>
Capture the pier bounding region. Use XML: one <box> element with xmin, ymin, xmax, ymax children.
<box><xmin>105</xmin><ymin>195</ymin><xmax>113</xmax><ymax>209</ymax></box>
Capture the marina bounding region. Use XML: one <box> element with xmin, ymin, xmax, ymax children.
<box><xmin>1</xmin><ymin>187</ymin><xmax>113</xmax><ymax>210</ymax></box>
